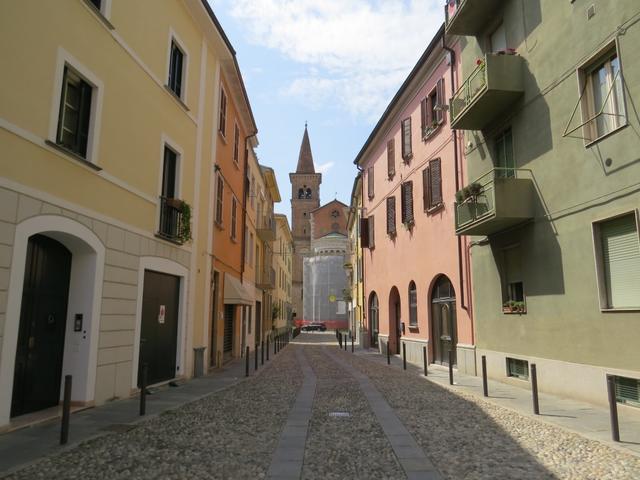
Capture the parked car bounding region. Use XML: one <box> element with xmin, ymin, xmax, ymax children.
<box><xmin>301</xmin><ymin>323</ymin><xmax>327</xmax><ymax>332</ymax></box>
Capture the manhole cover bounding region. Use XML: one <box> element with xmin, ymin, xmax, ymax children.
<box><xmin>328</xmin><ymin>412</ymin><xmax>351</xmax><ymax>417</ymax></box>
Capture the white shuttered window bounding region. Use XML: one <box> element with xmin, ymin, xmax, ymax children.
<box><xmin>599</xmin><ymin>213</ymin><xmax>640</xmax><ymax>308</ymax></box>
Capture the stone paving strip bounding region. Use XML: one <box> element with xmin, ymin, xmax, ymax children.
<box><xmin>266</xmin><ymin>347</ymin><xmax>316</xmax><ymax>479</ymax></box>
<box><xmin>324</xmin><ymin>348</ymin><xmax>443</xmax><ymax>480</ymax></box>
<box><xmin>2</xmin><ymin>347</ymin><xmax>303</xmax><ymax>480</ymax></box>
<box><xmin>302</xmin><ymin>346</ymin><xmax>407</xmax><ymax>480</ymax></box>
<box><xmin>337</xmin><ymin>348</ymin><xmax>640</xmax><ymax>480</ymax></box>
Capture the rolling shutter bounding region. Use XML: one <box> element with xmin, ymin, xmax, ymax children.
<box><xmin>436</xmin><ymin>78</ymin><xmax>445</xmax><ymax>124</ymax></box>
<box><xmin>600</xmin><ymin>214</ymin><xmax>640</xmax><ymax>308</ymax></box>
<box><xmin>429</xmin><ymin>158</ymin><xmax>442</xmax><ymax>207</ymax></box>
<box><xmin>401</xmin><ymin>181</ymin><xmax>414</xmax><ymax>224</ymax></box>
<box><xmin>387</xmin><ymin>139</ymin><xmax>395</xmax><ymax>178</ymax></box>
<box><xmin>386</xmin><ymin>197</ymin><xmax>396</xmax><ymax>235</ymax></box>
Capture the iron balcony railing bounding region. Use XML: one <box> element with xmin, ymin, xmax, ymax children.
<box><xmin>454</xmin><ymin>168</ymin><xmax>532</xmax><ymax>233</ymax></box>
<box><xmin>158</xmin><ymin>196</ymin><xmax>185</xmax><ymax>244</ymax></box>
<box><xmin>450</xmin><ymin>60</ymin><xmax>487</xmax><ymax>123</ymax></box>
<box><xmin>257</xmin><ymin>266</ymin><xmax>276</xmax><ymax>290</ymax></box>
<box><xmin>257</xmin><ymin>214</ymin><xmax>277</xmax><ymax>241</ymax></box>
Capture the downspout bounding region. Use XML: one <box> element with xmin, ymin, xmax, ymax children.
<box><xmin>442</xmin><ymin>37</ymin><xmax>469</xmax><ymax>315</ymax></box>
<box><xmin>356</xmin><ymin>165</ymin><xmax>366</xmax><ymax>348</ymax></box>
<box><xmin>240</xmin><ymin>133</ymin><xmax>257</xmax><ymax>284</ymax></box>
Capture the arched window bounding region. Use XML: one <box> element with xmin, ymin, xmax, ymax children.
<box><xmin>369</xmin><ymin>292</ymin><xmax>379</xmax><ymax>347</ymax></box>
<box><xmin>305</xmin><ymin>188</ymin><xmax>312</xmax><ymax>198</ymax></box>
<box><xmin>408</xmin><ymin>281</ymin><xmax>417</xmax><ymax>326</ymax></box>
<box><xmin>298</xmin><ymin>188</ymin><xmax>304</xmax><ymax>199</ymax></box>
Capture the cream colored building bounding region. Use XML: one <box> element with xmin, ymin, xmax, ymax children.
<box><xmin>346</xmin><ymin>174</ymin><xmax>365</xmax><ymax>346</ymax></box>
<box><xmin>273</xmin><ymin>214</ymin><xmax>293</xmax><ymax>330</ymax></box>
<box><xmin>0</xmin><ymin>0</ymin><xmax>248</xmax><ymax>429</ymax></box>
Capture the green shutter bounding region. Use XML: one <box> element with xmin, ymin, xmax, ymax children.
<box><xmin>601</xmin><ymin>214</ymin><xmax>640</xmax><ymax>308</ymax></box>
<box><xmin>615</xmin><ymin>376</ymin><xmax>640</xmax><ymax>407</ymax></box>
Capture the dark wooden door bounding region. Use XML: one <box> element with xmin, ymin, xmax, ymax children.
<box><xmin>223</xmin><ymin>305</ymin><xmax>234</xmax><ymax>360</ymax></box>
<box><xmin>431</xmin><ymin>276</ymin><xmax>457</xmax><ymax>366</ymax></box>
<box><xmin>12</xmin><ymin>235</ymin><xmax>71</xmax><ymax>417</ymax></box>
<box><xmin>139</xmin><ymin>270</ymin><xmax>180</xmax><ymax>386</ymax></box>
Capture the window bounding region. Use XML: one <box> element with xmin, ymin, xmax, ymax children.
<box><xmin>580</xmin><ymin>46</ymin><xmax>626</xmax><ymax>143</ymax></box>
<box><xmin>501</xmin><ymin>245</ymin><xmax>525</xmax><ymax>312</ymax></box>
<box><xmin>88</xmin><ymin>0</ymin><xmax>102</xmax><ymax>10</ymax></box>
<box><xmin>57</xmin><ymin>66</ymin><xmax>93</xmax><ymax>158</ymax></box>
<box><xmin>507</xmin><ymin>358</ymin><xmax>529</xmax><ymax>380</ymax></box>
<box><xmin>250</xmin><ymin>175</ymin><xmax>255</xmax><ymax>208</ymax></box>
<box><xmin>614</xmin><ymin>376</ymin><xmax>640</xmax><ymax>407</ymax></box>
<box><xmin>420</xmin><ymin>79</ymin><xmax>445</xmax><ymax>139</ymax></box>
<box><xmin>215</xmin><ymin>174</ymin><xmax>224</xmax><ymax>225</ymax></box>
<box><xmin>386</xmin><ymin>197</ymin><xmax>396</xmax><ymax>236</ymax></box>
<box><xmin>401</xmin><ymin>181</ymin><xmax>414</xmax><ymax>225</ymax></box>
<box><xmin>489</xmin><ymin>23</ymin><xmax>507</xmax><ymax>53</ymax></box>
<box><xmin>218</xmin><ymin>86</ymin><xmax>227</xmax><ymax>137</ymax></box>
<box><xmin>423</xmin><ymin>158</ymin><xmax>442</xmax><ymax>211</ymax></box>
<box><xmin>408</xmin><ymin>281</ymin><xmax>417</xmax><ymax>326</ymax></box>
<box><xmin>594</xmin><ymin>213</ymin><xmax>640</xmax><ymax>309</ymax></box>
<box><xmin>367</xmin><ymin>166</ymin><xmax>374</xmax><ymax>199</ymax></box>
<box><xmin>233</xmin><ymin>124</ymin><xmax>240</xmax><ymax>164</ymax></box>
<box><xmin>387</xmin><ymin>138</ymin><xmax>395</xmax><ymax>178</ymax></box>
<box><xmin>401</xmin><ymin>117</ymin><xmax>412</xmax><ymax>161</ymax></box>
<box><xmin>495</xmin><ymin>129</ymin><xmax>515</xmax><ymax>178</ymax></box>
<box><xmin>230</xmin><ymin>197</ymin><xmax>237</xmax><ymax>240</ymax></box>
<box><xmin>158</xmin><ymin>146</ymin><xmax>180</xmax><ymax>240</ymax></box>
<box><xmin>168</xmin><ymin>40</ymin><xmax>185</xmax><ymax>98</ymax></box>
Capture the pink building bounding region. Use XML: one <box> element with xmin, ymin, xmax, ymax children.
<box><xmin>355</xmin><ymin>26</ymin><xmax>476</xmax><ymax>375</ymax></box>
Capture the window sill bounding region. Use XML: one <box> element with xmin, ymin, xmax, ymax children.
<box><xmin>426</xmin><ymin>203</ymin><xmax>444</xmax><ymax>215</ymax></box>
<box><xmin>601</xmin><ymin>307</ymin><xmax>640</xmax><ymax>313</ymax></box>
<box><xmin>502</xmin><ymin>310</ymin><xmax>527</xmax><ymax>315</ymax></box>
<box><xmin>218</xmin><ymin>130</ymin><xmax>227</xmax><ymax>144</ymax></box>
<box><xmin>45</xmin><ymin>140</ymin><xmax>102</xmax><ymax>171</ymax></box>
<box><xmin>402</xmin><ymin>153</ymin><xmax>413</xmax><ymax>163</ymax></box>
<box><xmin>154</xmin><ymin>233</ymin><xmax>184</xmax><ymax>246</ymax></box>
<box><xmin>507</xmin><ymin>375</ymin><xmax>530</xmax><ymax>382</ymax></box>
<box><xmin>422</xmin><ymin>123</ymin><xmax>441</xmax><ymax>141</ymax></box>
<box><xmin>164</xmin><ymin>85</ymin><xmax>190</xmax><ymax>112</ymax></box>
<box><xmin>584</xmin><ymin>123</ymin><xmax>628</xmax><ymax>148</ymax></box>
<box><xmin>82</xmin><ymin>0</ymin><xmax>115</xmax><ymax>30</ymax></box>
<box><xmin>214</xmin><ymin>221</ymin><xmax>224</xmax><ymax>231</ymax></box>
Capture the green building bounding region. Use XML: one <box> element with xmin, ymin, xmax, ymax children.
<box><xmin>447</xmin><ymin>0</ymin><xmax>640</xmax><ymax>407</ymax></box>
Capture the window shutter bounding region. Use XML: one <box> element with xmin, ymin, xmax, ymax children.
<box><xmin>429</xmin><ymin>158</ymin><xmax>442</xmax><ymax>207</ymax></box>
<box><xmin>401</xmin><ymin>182</ymin><xmax>414</xmax><ymax>224</ymax></box>
<box><xmin>402</xmin><ymin>118</ymin><xmax>412</xmax><ymax>160</ymax></box>
<box><xmin>368</xmin><ymin>215</ymin><xmax>375</xmax><ymax>248</ymax></box>
<box><xmin>600</xmin><ymin>214</ymin><xmax>640</xmax><ymax>308</ymax></box>
<box><xmin>387</xmin><ymin>139</ymin><xmax>395</xmax><ymax>178</ymax></box>
<box><xmin>420</xmin><ymin>98</ymin><xmax>427</xmax><ymax>138</ymax></box>
<box><xmin>422</xmin><ymin>168</ymin><xmax>430</xmax><ymax>211</ymax></box>
<box><xmin>360</xmin><ymin>218</ymin><xmax>370</xmax><ymax>248</ymax></box>
<box><xmin>436</xmin><ymin>78</ymin><xmax>445</xmax><ymax>124</ymax></box>
<box><xmin>367</xmin><ymin>166</ymin><xmax>374</xmax><ymax>199</ymax></box>
<box><xmin>386</xmin><ymin>197</ymin><xmax>396</xmax><ymax>235</ymax></box>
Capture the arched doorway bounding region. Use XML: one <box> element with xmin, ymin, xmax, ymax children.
<box><xmin>430</xmin><ymin>275</ymin><xmax>457</xmax><ymax>366</ymax></box>
<box><xmin>368</xmin><ymin>292</ymin><xmax>379</xmax><ymax>348</ymax></box>
<box><xmin>388</xmin><ymin>287</ymin><xmax>401</xmax><ymax>354</ymax></box>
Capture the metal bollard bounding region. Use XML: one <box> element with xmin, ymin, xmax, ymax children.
<box><xmin>351</xmin><ymin>335</ymin><xmax>354</xmax><ymax>353</ymax></box>
<box><xmin>448</xmin><ymin>350</ymin><xmax>454</xmax><ymax>385</ymax></box>
<box><xmin>338</xmin><ymin>334</ymin><xmax>342</xmax><ymax>348</ymax></box>
<box><xmin>60</xmin><ymin>375</ymin><xmax>72</xmax><ymax>445</ymax></box>
<box><xmin>481</xmin><ymin>355</ymin><xmax>488</xmax><ymax>397</ymax></box>
<box><xmin>266</xmin><ymin>338</ymin><xmax>270</xmax><ymax>361</ymax></box>
<box><xmin>387</xmin><ymin>341</ymin><xmax>390</xmax><ymax>365</ymax></box>
<box><xmin>606</xmin><ymin>375</ymin><xmax>620</xmax><ymax>442</ymax></box>
<box><xmin>255</xmin><ymin>344</ymin><xmax>259</xmax><ymax>371</ymax></box>
<box><xmin>140</xmin><ymin>363</ymin><xmax>148</xmax><ymax>416</ymax></box>
<box><xmin>261</xmin><ymin>341</ymin><xmax>264</xmax><ymax>365</ymax></box>
<box><xmin>344</xmin><ymin>334</ymin><xmax>347</xmax><ymax>351</ymax></box>
<box><xmin>402</xmin><ymin>342</ymin><xmax>407</xmax><ymax>370</ymax></box>
<box><xmin>245</xmin><ymin>346</ymin><xmax>250</xmax><ymax>377</ymax></box>
<box><xmin>422</xmin><ymin>346</ymin><xmax>428</xmax><ymax>376</ymax></box>
<box><xmin>531</xmin><ymin>363</ymin><xmax>540</xmax><ymax>415</ymax></box>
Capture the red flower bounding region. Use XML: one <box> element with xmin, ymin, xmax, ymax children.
<box><xmin>476</xmin><ymin>58</ymin><xmax>484</xmax><ymax>66</ymax></box>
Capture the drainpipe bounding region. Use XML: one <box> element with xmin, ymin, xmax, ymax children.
<box><xmin>356</xmin><ymin>165</ymin><xmax>367</xmax><ymax>348</ymax></box>
<box><xmin>442</xmin><ymin>37</ymin><xmax>469</xmax><ymax>315</ymax></box>
<box><xmin>240</xmin><ymin>133</ymin><xmax>257</xmax><ymax>284</ymax></box>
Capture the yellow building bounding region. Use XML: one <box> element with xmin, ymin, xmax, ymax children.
<box><xmin>273</xmin><ymin>214</ymin><xmax>293</xmax><ymax>330</ymax></box>
<box><xmin>0</xmin><ymin>0</ymin><xmax>249</xmax><ymax>429</ymax></box>
<box><xmin>346</xmin><ymin>174</ymin><xmax>365</xmax><ymax>346</ymax></box>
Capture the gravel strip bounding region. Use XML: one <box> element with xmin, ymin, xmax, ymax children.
<box><xmin>338</xmin><ymin>349</ymin><xmax>640</xmax><ymax>480</ymax></box>
<box><xmin>3</xmin><ymin>348</ymin><xmax>303</xmax><ymax>480</ymax></box>
<box><xmin>301</xmin><ymin>346</ymin><xmax>404</xmax><ymax>480</ymax></box>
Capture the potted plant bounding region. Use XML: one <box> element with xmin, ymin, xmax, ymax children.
<box><xmin>165</xmin><ymin>197</ymin><xmax>185</xmax><ymax>209</ymax></box>
<box><xmin>178</xmin><ymin>201</ymin><xmax>192</xmax><ymax>244</ymax></box>
<box><xmin>455</xmin><ymin>190</ymin><xmax>466</xmax><ymax>203</ymax></box>
<box><xmin>468</xmin><ymin>182</ymin><xmax>483</xmax><ymax>198</ymax></box>
<box><xmin>502</xmin><ymin>300</ymin><xmax>515</xmax><ymax>313</ymax></box>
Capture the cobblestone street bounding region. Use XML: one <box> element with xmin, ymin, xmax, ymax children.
<box><xmin>2</xmin><ymin>333</ymin><xmax>639</xmax><ymax>480</ymax></box>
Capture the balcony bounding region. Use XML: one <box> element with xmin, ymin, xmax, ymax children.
<box><xmin>257</xmin><ymin>214</ymin><xmax>276</xmax><ymax>241</ymax></box>
<box><xmin>454</xmin><ymin>169</ymin><xmax>535</xmax><ymax>236</ymax></box>
<box><xmin>157</xmin><ymin>196</ymin><xmax>188</xmax><ymax>244</ymax></box>
<box><xmin>445</xmin><ymin>0</ymin><xmax>504</xmax><ymax>36</ymax></box>
<box><xmin>256</xmin><ymin>267</ymin><xmax>276</xmax><ymax>290</ymax></box>
<box><xmin>450</xmin><ymin>53</ymin><xmax>524</xmax><ymax>131</ymax></box>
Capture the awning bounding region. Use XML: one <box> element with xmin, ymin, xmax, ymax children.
<box><xmin>223</xmin><ymin>273</ymin><xmax>253</xmax><ymax>305</ymax></box>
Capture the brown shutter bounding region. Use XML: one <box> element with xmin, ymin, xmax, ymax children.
<box><xmin>360</xmin><ymin>217</ymin><xmax>370</xmax><ymax>248</ymax></box>
<box><xmin>436</xmin><ymin>78</ymin><xmax>445</xmax><ymax>124</ymax></box>
<box><xmin>367</xmin><ymin>166</ymin><xmax>374</xmax><ymax>199</ymax></box>
<box><xmin>368</xmin><ymin>215</ymin><xmax>375</xmax><ymax>248</ymax></box>
<box><xmin>404</xmin><ymin>118</ymin><xmax>412</xmax><ymax>160</ymax></box>
<box><xmin>422</xmin><ymin>167</ymin><xmax>429</xmax><ymax>211</ymax></box>
<box><xmin>387</xmin><ymin>139</ymin><xmax>395</xmax><ymax>178</ymax></box>
<box><xmin>386</xmin><ymin>197</ymin><xmax>396</xmax><ymax>235</ymax></box>
<box><xmin>420</xmin><ymin>98</ymin><xmax>427</xmax><ymax>138</ymax></box>
<box><xmin>429</xmin><ymin>158</ymin><xmax>442</xmax><ymax>207</ymax></box>
<box><xmin>401</xmin><ymin>181</ymin><xmax>414</xmax><ymax>224</ymax></box>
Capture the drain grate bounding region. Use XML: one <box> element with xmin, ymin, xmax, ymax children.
<box><xmin>328</xmin><ymin>412</ymin><xmax>351</xmax><ymax>418</ymax></box>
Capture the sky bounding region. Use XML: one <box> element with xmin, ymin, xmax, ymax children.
<box><xmin>210</xmin><ymin>0</ymin><xmax>445</xmax><ymax>219</ymax></box>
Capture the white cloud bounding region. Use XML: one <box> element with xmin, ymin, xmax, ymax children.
<box><xmin>314</xmin><ymin>161</ymin><xmax>335</xmax><ymax>174</ymax></box>
<box><xmin>226</xmin><ymin>0</ymin><xmax>444</xmax><ymax>122</ymax></box>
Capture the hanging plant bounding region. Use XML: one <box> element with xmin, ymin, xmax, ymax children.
<box><xmin>179</xmin><ymin>201</ymin><xmax>192</xmax><ymax>244</ymax></box>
